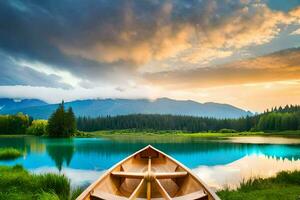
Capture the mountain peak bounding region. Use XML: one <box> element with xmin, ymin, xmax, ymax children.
<box><xmin>0</xmin><ymin>98</ymin><xmax>252</xmax><ymax>119</ymax></box>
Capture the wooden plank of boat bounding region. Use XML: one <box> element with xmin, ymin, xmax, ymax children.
<box><xmin>76</xmin><ymin>145</ymin><xmax>221</xmax><ymax>200</ymax></box>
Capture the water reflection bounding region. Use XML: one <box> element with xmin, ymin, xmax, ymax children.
<box><xmin>46</xmin><ymin>139</ymin><xmax>74</xmax><ymax>171</ymax></box>
<box><xmin>227</xmin><ymin>136</ymin><xmax>300</xmax><ymax>144</ymax></box>
<box><xmin>0</xmin><ymin>136</ymin><xmax>300</xmax><ymax>189</ymax></box>
<box><xmin>194</xmin><ymin>154</ymin><xmax>300</xmax><ymax>190</ymax></box>
<box><xmin>31</xmin><ymin>167</ymin><xmax>104</xmax><ymax>187</ymax></box>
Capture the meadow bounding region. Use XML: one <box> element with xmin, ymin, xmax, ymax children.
<box><xmin>87</xmin><ymin>129</ymin><xmax>300</xmax><ymax>138</ymax></box>
<box><xmin>0</xmin><ymin>165</ymin><xmax>71</xmax><ymax>200</ymax></box>
<box><xmin>218</xmin><ymin>171</ymin><xmax>300</xmax><ymax>200</ymax></box>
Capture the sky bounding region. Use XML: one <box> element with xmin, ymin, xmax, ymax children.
<box><xmin>0</xmin><ymin>0</ymin><xmax>300</xmax><ymax>112</ymax></box>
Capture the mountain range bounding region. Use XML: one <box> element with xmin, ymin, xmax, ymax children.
<box><xmin>0</xmin><ymin>98</ymin><xmax>253</xmax><ymax>119</ymax></box>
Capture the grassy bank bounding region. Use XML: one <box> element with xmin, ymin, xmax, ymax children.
<box><xmin>0</xmin><ymin>148</ymin><xmax>22</xmax><ymax>160</ymax></box>
<box><xmin>0</xmin><ymin>165</ymin><xmax>82</xmax><ymax>200</ymax></box>
<box><xmin>86</xmin><ymin>129</ymin><xmax>300</xmax><ymax>139</ymax></box>
<box><xmin>218</xmin><ymin>171</ymin><xmax>300</xmax><ymax>200</ymax></box>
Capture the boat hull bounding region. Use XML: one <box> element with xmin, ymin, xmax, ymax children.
<box><xmin>77</xmin><ymin>145</ymin><xmax>220</xmax><ymax>200</ymax></box>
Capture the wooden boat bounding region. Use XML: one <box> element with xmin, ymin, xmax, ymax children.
<box><xmin>77</xmin><ymin>145</ymin><xmax>220</xmax><ymax>200</ymax></box>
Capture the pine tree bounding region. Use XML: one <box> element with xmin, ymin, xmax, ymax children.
<box><xmin>47</xmin><ymin>101</ymin><xmax>76</xmax><ymax>137</ymax></box>
<box><xmin>65</xmin><ymin>107</ymin><xmax>76</xmax><ymax>136</ymax></box>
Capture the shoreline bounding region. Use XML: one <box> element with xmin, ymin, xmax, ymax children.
<box><xmin>1</xmin><ymin>130</ymin><xmax>300</xmax><ymax>139</ymax></box>
<box><xmin>85</xmin><ymin>129</ymin><xmax>300</xmax><ymax>139</ymax></box>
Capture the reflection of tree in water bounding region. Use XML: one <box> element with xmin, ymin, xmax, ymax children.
<box><xmin>46</xmin><ymin>139</ymin><xmax>74</xmax><ymax>171</ymax></box>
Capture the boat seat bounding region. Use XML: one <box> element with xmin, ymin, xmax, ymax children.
<box><xmin>90</xmin><ymin>189</ymin><xmax>127</xmax><ymax>200</ymax></box>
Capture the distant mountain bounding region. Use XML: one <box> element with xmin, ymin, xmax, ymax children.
<box><xmin>0</xmin><ymin>98</ymin><xmax>253</xmax><ymax>119</ymax></box>
<box><xmin>0</xmin><ymin>98</ymin><xmax>47</xmax><ymax>113</ymax></box>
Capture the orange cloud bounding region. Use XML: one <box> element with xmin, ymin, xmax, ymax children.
<box><xmin>144</xmin><ymin>48</ymin><xmax>300</xmax><ymax>89</ymax></box>
<box><xmin>57</xmin><ymin>2</ymin><xmax>300</xmax><ymax>67</ymax></box>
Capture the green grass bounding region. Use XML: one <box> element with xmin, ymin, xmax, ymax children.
<box><xmin>264</xmin><ymin>130</ymin><xmax>300</xmax><ymax>137</ymax></box>
<box><xmin>0</xmin><ymin>148</ymin><xmax>22</xmax><ymax>160</ymax></box>
<box><xmin>0</xmin><ymin>165</ymin><xmax>70</xmax><ymax>200</ymax></box>
<box><xmin>84</xmin><ymin>129</ymin><xmax>300</xmax><ymax>140</ymax></box>
<box><xmin>84</xmin><ymin>130</ymin><xmax>273</xmax><ymax>143</ymax></box>
<box><xmin>86</xmin><ymin>129</ymin><xmax>300</xmax><ymax>139</ymax></box>
<box><xmin>88</xmin><ymin>129</ymin><xmax>257</xmax><ymax>136</ymax></box>
<box><xmin>218</xmin><ymin>171</ymin><xmax>300</xmax><ymax>200</ymax></box>
<box><xmin>35</xmin><ymin>191</ymin><xmax>60</xmax><ymax>200</ymax></box>
<box><xmin>70</xmin><ymin>187</ymin><xmax>85</xmax><ymax>200</ymax></box>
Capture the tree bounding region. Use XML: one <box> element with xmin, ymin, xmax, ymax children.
<box><xmin>27</xmin><ymin>120</ymin><xmax>48</xmax><ymax>136</ymax></box>
<box><xmin>65</xmin><ymin>107</ymin><xmax>76</xmax><ymax>136</ymax></box>
<box><xmin>0</xmin><ymin>113</ymin><xmax>30</xmax><ymax>135</ymax></box>
<box><xmin>47</xmin><ymin>101</ymin><xmax>76</xmax><ymax>137</ymax></box>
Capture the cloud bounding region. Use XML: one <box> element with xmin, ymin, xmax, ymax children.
<box><xmin>1</xmin><ymin>77</ymin><xmax>300</xmax><ymax>112</ymax></box>
<box><xmin>291</xmin><ymin>28</ymin><xmax>300</xmax><ymax>35</ymax></box>
<box><xmin>0</xmin><ymin>84</ymin><xmax>159</xmax><ymax>104</ymax></box>
<box><xmin>202</xmin><ymin>4</ymin><xmax>298</xmax><ymax>48</ymax></box>
<box><xmin>0</xmin><ymin>53</ymin><xmax>72</xmax><ymax>89</ymax></box>
<box><xmin>53</xmin><ymin>1</ymin><xmax>300</xmax><ymax>67</ymax></box>
<box><xmin>144</xmin><ymin>48</ymin><xmax>300</xmax><ymax>89</ymax></box>
<box><xmin>181</xmin><ymin>49</ymin><xmax>233</xmax><ymax>64</ymax></box>
<box><xmin>0</xmin><ymin>0</ymin><xmax>136</xmax><ymax>84</ymax></box>
<box><xmin>0</xmin><ymin>0</ymin><xmax>300</xmax><ymax>111</ymax></box>
<box><xmin>0</xmin><ymin>0</ymin><xmax>299</xmax><ymax>80</ymax></box>
<box><xmin>0</xmin><ymin>47</ymin><xmax>299</xmax><ymax>112</ymax></box>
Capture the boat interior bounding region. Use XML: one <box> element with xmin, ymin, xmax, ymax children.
<box><xmin>88</xmin><ymin>146</ymin><xmax>211</xmax><ymax>200</ymax></box>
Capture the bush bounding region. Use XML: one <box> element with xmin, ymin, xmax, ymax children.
<box><xmin>219</xmin><ymin>128</ymin><xmax>237</xmax><ymax>133</ymax></box>
<box><xmin>0</xmin><ymin>113</ymin><xmax>31</xmax><ymax>135</ymax></box>
<box><xmin>0</xmin><ymin>148</ymin><xmax>22</xmax><ymax>160</ymax></box>
<box><xmin>27</xmin><ymin>120</ymin><xmax>48</xmax><ymax>136</ymax></box>
<box><xmin>72</xmin><ymin>130</ymin><xmax>88</xmax><ymax>137</ymax></box>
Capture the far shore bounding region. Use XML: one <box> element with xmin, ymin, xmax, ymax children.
<box><xmin>85</xmin><ymin>129</ymin><xmax>300</xmax><ymax>139</ymax></box>
<box><xmin>1</xmin><ymin>130</ymin><xmax>300</xmax><ymax>139</ymax></box>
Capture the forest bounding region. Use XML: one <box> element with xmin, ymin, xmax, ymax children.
<box><xmin>1</xmin><ymin>105</ymin><xmax>300</xmax><ymax>134</ymax></box>
<box><xmin>77</xmin><ymin>105</ymin><xmax>300</xmax><ymax>132</ymax></box>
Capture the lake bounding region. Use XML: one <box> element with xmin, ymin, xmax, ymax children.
<box><xmin>1</xmin><ymin>135</ymin><xmax>300</xmax><ymax>190</ymax></box>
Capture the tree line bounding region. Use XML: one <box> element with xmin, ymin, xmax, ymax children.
<box><xmin>77</xmin><ymin>105</ymin><xmax>300</xmax><ymax>132</ymax></box>
<box><xmin>0</xmin><ymin>101</ymin><xmax>76</xmax><ymax>137</ymax></box>
<box><xmin>1</xmin><ymin>104</ymin><xmax>299</xmax><ymax>135</ymax></box>
<box><xmin>77</xmin><ymin>114</ymin><xmax>257</xmax><ymax>132</ymax></box>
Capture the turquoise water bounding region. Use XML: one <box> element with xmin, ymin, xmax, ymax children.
<box><xmin>1</xmin><ymin>136</ymin><xmax>300</xmax><ymax>189</ymax></box>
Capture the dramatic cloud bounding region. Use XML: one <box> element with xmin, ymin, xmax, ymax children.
<box><xmin>45</xmin><ymin>1</ymin><xmax>300</xmax><ymax>68</ymax></box>
<box><xmin>0</xmin><ymin>0</ymin><xmax>300</xmax><ymax>111</ymax></box>
<box><xmin>0</xmin><ymin>53</ymin><xmax>72</xmax><ymax>89</ymax></box>
<box><xmin>144</xmin><ymin>48</ymin><xmax>300</xmax><ymax>89</ymax></box>
<box><xmin>0</xmin><ymin>0</ymin><xmax>299</xmax><ymax>76</ymax></box>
